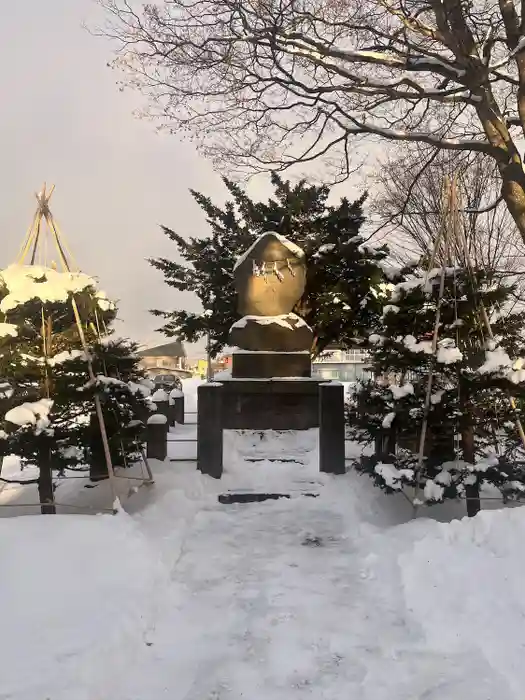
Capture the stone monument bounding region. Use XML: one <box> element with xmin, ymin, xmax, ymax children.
<box><xmin>229</xmin><ymin>232</ymin><xmax>312</xmax><ymax>378</ymax></box>
<box><xmin>197</xmin><ymin>231</ymin><xmax>345</xmax><ymax>480</ymax></box>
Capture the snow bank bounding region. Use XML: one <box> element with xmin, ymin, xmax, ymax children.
<box><xmin>401</xmin><ymin>508</ymin><xmax>525</xmax><ymax>699</ymax></box>
<box><xmin>116</xmin><ymin>450</ymin><xmax>524</xmax><ymax>699</ymax></box>
<box><xmin>221</xmin><ymin>428</ymin><xmax>321</xmax><ymax>494</ymax></box>
<box><xmin>0</xmin><ymin>512</ymin><xmax>166</xmax><ymax>700</ymax></box>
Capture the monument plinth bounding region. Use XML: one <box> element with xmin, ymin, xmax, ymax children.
<box><xmin>197</xmin><ymin>230</ymin><xmax>345</xmax><ymax>479</ymax></box>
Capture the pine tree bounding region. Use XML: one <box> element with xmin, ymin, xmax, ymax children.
<box><xmin>0</xmin><ymin>265</ymin><xmax>149</xmax><ymax>513</ymax></box>
<box><xmin>348</xmin><ymin>265</ymin><xmax>525</xmax><ymax>516</ymax></box>
<box><xmin>150</xmin><ymin>174</ymin><xmax>393</xmax><ymax>356</ymax></box>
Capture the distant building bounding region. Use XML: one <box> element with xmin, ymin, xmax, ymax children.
<box><xmin>184</xmin><ymin>347</ymin><xmax>370</xmax><ymax>382</ymax></box>
<box><xmin>137</xmin><ymin>341</ymin><xmax>190</xmax><ymax>378</ymax></box>
<box><xmin>196</xmin><ymin>358</ymin><xmax>208</xmax><ymax>378</ymax></box>
<box><xmin>312</xmin><ymin>348</ymin><xmax>370</xmax><ymax>383</ymax></box>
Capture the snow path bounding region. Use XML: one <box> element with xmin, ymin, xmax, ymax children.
<box><xmin>116</xmin><ymin>473</ymin><xmax>512</xmax><ymax>700</ymax></box>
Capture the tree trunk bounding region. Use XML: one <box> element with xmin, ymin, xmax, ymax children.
<box><xmin>38</xmin><ymin>446</ymin><xmax>56</xmax><ymax>515</ymax></box>
<box><xmin>460</xmin><ymin>403</ymin><xmax>480</xmax><ymax>518</ymax></box>
<box><xmin>475</xmin><ymin>97</ymin><xmax>525</xmax><ymax>245</ymax></box>
<box><xmin>500</xmin><ymin>169</ymin><xmax>525</xmax><ymax>245</ymax></box>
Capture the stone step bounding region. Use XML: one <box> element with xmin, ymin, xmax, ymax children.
<box><xmin>218</xmin><ymin>492</ymin><xmax>319</xmax><ymax>504</ymax></box>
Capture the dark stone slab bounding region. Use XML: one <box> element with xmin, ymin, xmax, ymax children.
<box><xmin>218</xmin><ymin>492</ymin><xmax>320</xmax><ymax>504</ymax></box>
<box><xmin>197</xmin><ymin>383</ymin><xmax>223</xmax><ymax>478</ymax></box>
<box><xmin>154</xmin><ymin>399</ymin><xmax>170</xmax><ymax>422</ymax></box>
<box><xmin>229</xmin><ymin>313</ymin><xmax>312</xmax><ymax>352</ymax></box>
<box><xmin>319</xmin><ymin>383</ymin><xmax>346</xmax><ymax>475</ymax></box>
<box><xmin>231</xmin><ymin>352</ymin><xmax>311</xmax><ymax>379</ymax></box>
<box><xmin>172</xmin><ymin>395</ymin><xmax>185</xmax><ymax>424</ymax></box>
<box><xmin>218</xmin><ymin>493</ymin><xmax>290</xmax><ymax>504</ymax></box>
<box><xmin>167</xmin><ymin>401</ymin><xmax>177</xmax><ymax>427</ymax></box>
<box><xmin>219</xmin><ymin>378</ymin><xmax>321</xmax><ymax>430</ymax></box>
<box><xmin>146</xmin><ymin>419</ymin><xmax>168</xmax><ymax>461</ymax></box>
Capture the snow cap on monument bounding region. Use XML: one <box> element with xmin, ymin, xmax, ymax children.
<box><xmin>233</xmin><ymin>231</ymin><xmax>306</xmax><ymax>316</ymax></box>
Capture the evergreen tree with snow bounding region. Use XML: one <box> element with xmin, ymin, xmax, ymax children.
<box><xmin>150</xmin><ymin>173</ymin><xmax>393</xmax><ymax>356</ymax></box>
<box><xmin>348</xmin><ymin>265</ymin><xmax>525</xmax><ymax>517</ymax></box>
<box><xmin>0</xmin><ymin>265</ymin><xmax>150</xmax><ymax>513</ymax></box>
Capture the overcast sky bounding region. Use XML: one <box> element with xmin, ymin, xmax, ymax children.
<box><xmin>0</xmin><ymin>0</ymin><xmax>368</xmax><ymax>355</ymax></box>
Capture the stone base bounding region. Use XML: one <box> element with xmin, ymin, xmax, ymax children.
<box><xmin>231</xmin><ymin>352</ymin><xmax>311</xmax><ymax>379</ymax></box>
<box><xmin>229</xmin><ymin>313</ymin><xmax>312</xmax><ymax>352</ymax></box>
<box><xmin>197</xmin><ymin>379</ymin><xmax>346</xmax><ymax>476</ymax></box>
<box><xmin>219</xmin><ymin>378</ymin><xmax>321</xmax><ymax>430</ymax></box>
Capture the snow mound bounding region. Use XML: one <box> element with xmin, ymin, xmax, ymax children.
<box><xmin>401</xmin><ymin>507</ymin><xmax>525</xmax><ymax>699</ymax></box>
<box><xmin>0</xmin><ymin>512</ymin><xmax>167</xmax><ymax>700</ymax></box>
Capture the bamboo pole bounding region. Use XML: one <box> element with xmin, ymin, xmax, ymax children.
<box><xmin>41</xmin><ymin>209</ymin><xmax>120</xmax><ymax>511</ymax></box>
<box><xmin>412</xmin><ymin>178</ymin><xmax>452</xmax><ymax>516</ymax></box>
<box><xmin>452</xmin><ymin>192</ymin><xmax>525</xmax><ymax>452</ymax></box>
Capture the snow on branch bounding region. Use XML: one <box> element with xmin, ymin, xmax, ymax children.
<box><xmin>273</xmin><ymin>32</ymin><xmax>466</xmax><ymax>79</ymax></box>
<box><xmin>488</xmin><ymin>36</ymin><xmax>525</xmax><ymax>72</ymax></box>
<box><xmin>343</xmin><ymin>118</ymin><xmax>492</xmax><ymax>153</ymax></box>
<box><xmin>0</xmin><ymin>265</ymin><xmax>114</xmax><ymax>313</ymax></box>
<box><xmin>4</xmin><ymin>399</ymin><xmax>54</xmax><ymax>434</ymax></box>
<box><xmin>463</xmin><ymin>195</ymin><xmax>503</xmax><ymax>215</ymax></box>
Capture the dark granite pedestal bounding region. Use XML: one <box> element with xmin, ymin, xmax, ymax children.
<box><xmin>220</xmin><ymin>378</ymin><xmax>320</xmax><ymax>430</ymax></box>
<box><xmin>231</xmin><ymin>352</ymin><xmax>311</xmax><ymax>379</ymax></box>
<box><xmin>197</xmin><ymin>379</ymin><xmax>345</xmax><ymax>479</ymax></box>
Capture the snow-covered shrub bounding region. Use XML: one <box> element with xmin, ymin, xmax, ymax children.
<box><xmin>0</xmin><ymin>265</ymin><xmax>149</xmax><ymax>507</ymax></box>
<box><xmin>348</xmin><ymin>265</ymin><xmax>525</xmax><ymax>516</ymax></box>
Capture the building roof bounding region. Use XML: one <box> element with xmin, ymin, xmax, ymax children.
<box><xmin>137</xmin><ymin>340</ymin><xmax>186</xmax><ymax>358</ymax></box>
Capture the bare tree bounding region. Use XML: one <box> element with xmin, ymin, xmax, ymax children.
<box><xmin>373</xmin><ymin>146</ymin><xmax>525</xmax><ymax>275</ymax></box>
<box><xmin>99</xmin><ymin>0</ymin><xmax>525</xmax><ymax>243</ymax></box>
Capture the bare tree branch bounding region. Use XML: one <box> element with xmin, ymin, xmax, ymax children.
<box><xmin>96</xmin><ymin>0</ymin><xmax>525</xmax><ymax>243</ymax></box>
<box><xmin>372</xmin><ymin>145</ymin><xmax>525</xmax><ymax>281</ymax></box>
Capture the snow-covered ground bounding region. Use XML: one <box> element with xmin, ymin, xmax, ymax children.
<box><xmin>1</xmin><ymin>378</ymin><xmax>525</xmax><ymax>699</ymax></box>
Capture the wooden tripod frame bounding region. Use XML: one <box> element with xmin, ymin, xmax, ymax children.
<box><xmin>11</xmin><ymin>184</ymin><xmax>153</xmax><ymax>513</ymax></box>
